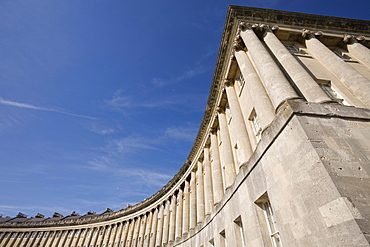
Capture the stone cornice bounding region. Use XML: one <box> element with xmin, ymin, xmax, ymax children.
<box><xmin>229</xmin><ymin>5</ymin><xmax>370</xmax><ymax>36</ymax></box>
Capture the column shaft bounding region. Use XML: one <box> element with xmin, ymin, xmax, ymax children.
<box><xmin>305</xmin><ymin>36</ymin><xmax>370</xmax><ymax>106</ymax></box>
<box><xmin>175</xmin><ymin>189</ymin><xmax>183</xmax><ymax>240</ymax></box>
<box><xmin>143</xmin><ymin>213</ymin><xmax>153</xmax><ymax>247</ymax></box>
<box><xmin>240</xmin><ymin>27</ymin><xmax>299</xmax><ymax>109</ymax></box>
<box><xmin>162</xmin><ymin>201</ymin><xmax>170</xmax><ymax>245</ymax></box>
<box><xmin>126</xmin><ymin>221</ymin><xmax>134</xmax><ymax>247</ymax></box>
<box><xmin>263</xmin><ymin>30</ymin><xmax>331</xmax><ymax>103</ymax></box>
<box><xmin>225</xmin><ymin>81</ymin><xmax>253</xmax><ymax>165</ymax></box>
<box><xmin>155</xmin><ymin>205</ymin><xmax>164</xmax><ymax>247</ymax></box>
<box><xmin>218</xmin><ymin>109</ymin><xmax>236</xmax><ymax>189</ymax></box>
<box><xmin>196</xmin><ymin>161</ymin><xmax>205</xmax><ymax>224</ymax></box>
<box><xmin>138</xmin><ymin>215</ymin><xmax>147</xmax><ymax>247</ymax></box>
<box><xmin>203</xmin><ymin>147</ymin><xmax>214</xmax><ymax>215</ymax></box>
<box><xmin>189</xmin><ymin>170</ymin><xmax>197</xmax><ymax>230</ymax></box>
<box><xmin>168</xmin><ymin>195</ymin><xmax>176</xmax><ymax>243</ymax></box>
<box><xmin>132</xmin><ymin>218</ymin><xmax>141</xmax><ymax>247</ymax></box>
<box><xmin>149</xmin><ymin>209</ymin><xmax>158</xmax><ymax>247</ymax></box>
<box><xmin>347</xmin><ymin>41</ymin><xmax>370</xmax><ymax>68</ymax></box>
<box><xmin>103</xmin><ymin>227</ymin><xmax>112</xmax><ymax>247</ymax></box>
<box><xmin>182</xmin><ymin>180</ymin><xmax>190</xmax><ymax>235</ymax></box>
<box><xmin>210</xmin><ymin>130</ymin><xmax>224</xmax><ymax>204</ymax></box>
<box><xmin>234</xmin><ymin>50</ymin><xmax>275</xmax><ymax>129</ymax></box>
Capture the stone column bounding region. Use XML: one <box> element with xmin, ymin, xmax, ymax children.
<box><xmin>233</xmin><ymin>49</ymin><xmax>275</xmax><ymax>129</ymax></box>
<box><xmin>121</xmin><ymin>222</ymin><xmax>130</xmax><ymax>246</ymax></box>
<box><xmin>217</xmin><ymin>107</ymin><xmax>236</xmax><ymax>189</ymax></box>
<box><xmin>239</xmin><ymin>22</ymin><xmax>299</xmax><ymax>109</ymax></box>
<box><xmin>196</xmin><ymin>160</ymin><xmax>205</xmax><ymax>224</ymax></box>
<box><xmin>149</xmin><ymin>208</ymin><xmax>158</xmax><ymax>247</ymax></box>
<box><xmin>132</xmin><ymin>217</ymin><xmax>142</xmax><ymax>247</ymax></box>
<box><xmin>224</xmin><ymin>79</ymin><xmax>253</xmax><ymax>165</ymax></box>
<box><xmin>262</xmin><ymin>27</ymin><xmax>332</xmax><ymax>103</ymax></box>
<box><xmin>97</xmin><ymin>227</ymin><xmax>106</xmax><ymax>247</ymax></box>
<box><xmin>143</xmin><ymin>213</ymin><xmax>153</xmax><ymax>247</ymax></box>
<box><xmin>175</xmin><ymin>189</ymin><xmax>183</xmax><ymax>240</ymax></box>
<box><xmin>189</xmin><ymin>170</ymin><xmax>197</xmax><ymax>230</ymax></box>
<box><xmin>107</xmin><ymin>225</ymin><xmax>117</xmax><ymax>247</ymax></box>
<box><xmin>203</xmin><ymin>146</ymin><xmax>214</xmax><ymax>215</ymax></box>
<box><xmin>113</xmin><ymin>224</ymin><xmax>123</xmax><ymax>247</ymax></box>
<box><xmin>162</xmin><ymin>200</ymin><xmax>170</xmax><ymax>245</ymax></box>
<box><xmin>210</xmin><ymin>129</ymin><xmax>224</xmax><ymax>205</ymax></box>
<box><xmin>103</xmin><ymin>226</ymin><xmax>112</xmax><ymax>247</ymax></box>
<box><xmin>182</xmin><ymin>180</ymin><xmax>190</xmax><ymax>235</ymax></box>
<box><xmin>126</xmin><ymin>220</ymin><xmax>135</xmax><ymax>247</ymax></box>
<box><xmin>155</xmin><ymin>205</ymin><xmax>164</xmax><ymax>247</ymax></box>
<box><xmin>303</xmin><ymin>29</ymin><xmax>370</xmax><ymax>107</ymax></box>
<box><xmin>138</xmin><ymin>215</ymin><xmax>147</xmax><ymax>247</ymax></box>
<box><xmin>344</xmin><ymin>34</ymin><xmax>370</xmax><ymax>68</ymax></box>
<box><xmin>168</xmin><ymin>195</ymin><xmax>177</xmax><ymax>243</ymax></box>
<box><xmin>84</xmin><ymin>229</ymin><xmax>94</xmax><ymax>247</ymax></box>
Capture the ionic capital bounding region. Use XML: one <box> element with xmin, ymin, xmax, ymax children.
<box><xmin>209</xmin><ymin>127</ymin><xmax>217</xmax><ymax>135</ymax></box>
<box><xmin>216</xmin><ymin>106</ymin><xmax>225</xmax><ymax>114</ymax></box>
<box><xmin>224</xmin><ymin>79</ymin><xmax>234</xmax><ymax>87</ymax></box>
<box><xmin>301</xmin><ymin>29</ymin><xmax>314</xmax><ymax>39</ymax></box>
<box><xmin>238</xmin><ymin>21</ymin><xmax>252</xmax><ymax>32</ymax></box>
<box><xmin>356</xmin><ymin>35</ymin><xmax>366</xmax><ymax>43</ymax></box>
<box><xmin>302</xmin><ymin>29</ymin><xmax>323</xmax><ymax>40</ymax></box>
<box><xmin>233</xmin><ymin>35</ymin><xmax>246</xmax><ymax>51</ymax></box>
<box><xmin>343</xmin><ymin>34</ymin><xmax>355</xmax><ymax>44</ymax></box>
<box><xmin>271</xmin><ymin>25</ymin><xmax>279</xmax><ymax>33</ymax></box>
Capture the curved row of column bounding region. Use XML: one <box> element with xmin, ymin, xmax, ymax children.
<box><xmin>1</xmin><ymin>21</ymin><xmax>370</xmax><ymax>247</ymax></box>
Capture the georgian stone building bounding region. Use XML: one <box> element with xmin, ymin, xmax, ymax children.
<box><xmin>1</xmin><ymin>5</ymin><xmax>370</xmax><ymax>247</ymax></box>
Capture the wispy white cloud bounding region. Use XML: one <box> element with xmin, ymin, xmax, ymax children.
<box><xmin>0</xmin><ymin>97</ymin><xmax>97</xmax><ymax>120</ymax></box>
<box><xmin>87</xmin><ymin>123</ymin><xmax>115</xmax><ymax>135</ymax></box>
<box><xmin>107</xmin><ymin>135</ymin><xmax>161</xmax><ymax>154</ymax></box>
<box><xmin>165</xmin><ymin>127</ymin><xmax>198</xmax><ymax>141</ymax></box>
<box><xmin>104</xmin><ymin>90</ymin><xmax>175</xmax><ymax>110</ymax></box>
<box><xmin>151</xmin><ymin>65</ymin><xmax>208</xmax><ymax>87</ymax></box>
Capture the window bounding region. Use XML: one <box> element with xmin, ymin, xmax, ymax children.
<box><xmin>234</xmin><ymin>144</ymin><xmax>240</xmax><ymax>165</ymax></box>
<box><xmin>37</xmin><ymin>232</ymin><xmax>42</xmax><ymax>239</ymax></box>
<box><xmin>331</xmin><ymin>48</ymin><xmax>352</xmax><ymax>60</ymax></box>
<box><xmin>284</xmin><ymin>44</ymin><xmax>307</xmax><ymax>55</ymax></box>
<box><xmin>209</xmin><ymin>238</ymin><xmax>215</xmax><ymax>246</ymax></box>
<box><xmin>235</xmin><ymin>69</ymin><xmax>245</xmax><ymax>89</ymax></box>
<box><xmin>30</xmin><ymin>232</ymin><xmax>36</xmax><ymax>239</ymax></box>
<box><xmin>249</xmin><ymin>109</ymin><xmax>262</xmax><ymax>142</ymax></box>
<box><xmin>234</xmin><ymin>216</ymin><xmax>246</xmax><ymax>247</ymax></box>
<box><xmin>43</xmin><ymin>232</ymin><xmax>48</xmax><ymax>238</ymax></box>
<box><xmin>24</xmin><ymin>232</ymin><xmax>29</xmax><ymax>239</ymax></box>
<box><xmin>317</xmin><ymin>80</ymin><xmax>349</xmax><ymax>105</ymax></box>
<box><xmin>10</xmin><ymin>232</ymin><xmax>16</xmax><ymax>239</ymax></box>
<box><xmin>261</xmin><ymin>200</ymin><xmax>282</xmax><ymax>247</ymax></box>
<box><xmin>17</xmin><ymin>232</ymin><xmax>23</xmax><ymax>238</ymax></box>
<box><xmin>219</xmin><ymin>229</ymin><xmax>226</xmax><ymax>247</ymax></box>
<box><xmin>226</xmin><ymin>104</ymin><xmax>232</xmax><ymax>124</ymax></box>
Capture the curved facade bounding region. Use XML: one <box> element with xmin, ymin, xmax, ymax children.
<box><xmin>1</xmin><ymin>6</ymin><xmax>370</xmax><ymax>247</ymax></box>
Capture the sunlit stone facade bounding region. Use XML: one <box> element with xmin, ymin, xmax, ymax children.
<box><xmin>1</xmin><ymin>5</ymin><xmax>370</xmax><ymax>247</ymax></box>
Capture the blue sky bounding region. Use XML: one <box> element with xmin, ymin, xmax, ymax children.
<box><xmin>0</xmin><ymin>0</ymin><xmax>369</xmax><ymax>218</ymax></box>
